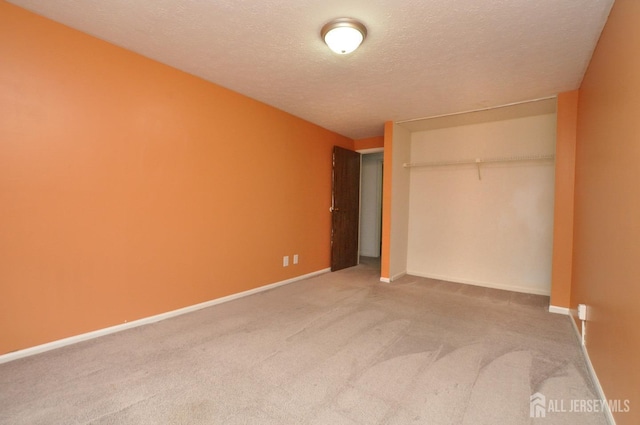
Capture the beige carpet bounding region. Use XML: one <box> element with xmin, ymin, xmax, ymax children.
<box><xmin>0</xmin><ymin>261</ymin><xmax>608</xmax><ymax>424</ymax></box>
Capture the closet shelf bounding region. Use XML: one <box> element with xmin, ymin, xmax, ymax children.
<box><xmin>402</xmin><ymin>154</ymin><xmax>555</xmax><ymax>169</ymax></box>
<box><xmin>403</xmin><ymin>154</ymin><xmax>555</xmax><ymax>180</ymax></box>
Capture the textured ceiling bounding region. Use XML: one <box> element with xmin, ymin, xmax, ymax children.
<box><xmin>8</xmin><ymin>0</ymin><xmax>613</xmax><ymax>139</ymax></box>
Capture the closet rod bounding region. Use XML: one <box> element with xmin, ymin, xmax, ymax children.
<box><xmin>403</xmin><ymin>154</ymin><xmax>555</xmax><ymax>169</ymax></box>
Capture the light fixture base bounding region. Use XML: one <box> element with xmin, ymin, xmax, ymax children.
<box><xmin>321</xmin><ymin>18</ymin><xmax>367</xmax><ymax>55</ymax></box>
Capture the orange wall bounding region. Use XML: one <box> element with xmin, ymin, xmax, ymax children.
<box><xmin>0</xmin><ymin>2</ymin><xmax>352</xmax><ymax>355</ymax></box>
<box><xmin>550</xmin><ymin>91</ymin><xmax>578</xmax><ymax>308</ymax></box>
<box><xmin>380</xmin><ymin>123</ymin><xmax>393</xmax><ymax>279</ymax></box>
<box><xmin>572</xmin><ymin>1</ymin><xmax>640</xmax><ymax>423</ymax></box>
<box><xmin>354</xmin><ymin>136</ymin><xmax>384</xmax><ymax>151</ymax></box>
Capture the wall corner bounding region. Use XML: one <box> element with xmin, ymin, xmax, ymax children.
<box><xmin>550</xmin><ymin>90</ymin><xmax>579</xmax><ymax>308</ymax></box>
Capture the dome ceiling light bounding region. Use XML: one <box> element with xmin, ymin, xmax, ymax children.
<box><xmin>321</xmin><ymin>18</ymin><xmax>367</xmax><ymax>55</ymax></box>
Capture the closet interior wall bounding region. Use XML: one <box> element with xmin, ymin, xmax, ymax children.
<box><xmin>405</xmin><ymin>112</ymin><xmax>557</xmax><ymax>295</ymax></box>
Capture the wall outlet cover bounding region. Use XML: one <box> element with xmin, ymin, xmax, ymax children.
<box><xmin>578</xmin><ymin>304</ymin><xmax>587</xmax><ymax>321</ymax></box>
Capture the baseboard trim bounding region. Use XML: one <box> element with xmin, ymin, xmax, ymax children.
<box><xmin>0</xmin><ymin>268</ymin><xmax>330</xmax><ymax>365</ymax></box>
<box><xmin>406</xmin><ymin>270</ymin><xmax>551</xmax><ymax>296</ymax></box>
<box><xmin>391</xmin><ymin>271</ymin><xmax>407</xmax><ymax>281</ymax></box>
<box><xmin>379</xmin><ymin>271</ymin><xmax>406</xmax><ymax>283</ymax></box>
<box><xmin>549</xmin><ymin>305</ymin><xmax>571</xmax><ymax>315</ymax></box>
<box><xmin>568</xmin><ymin>314</ymin><xmax>616</xmax><ymax>425</ymax></box>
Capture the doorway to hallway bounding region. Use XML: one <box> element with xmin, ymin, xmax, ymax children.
<box><xmin>359</xmin><ymin>151</ymin><xmax>383</xmax><ymax>261</ymax></box>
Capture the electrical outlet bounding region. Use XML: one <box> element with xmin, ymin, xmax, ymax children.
<box><xmin>283</xmin><ymin>256</ymin><xmax>289</xmax><ymax>267</ymax></box>
<box><xmin>578</xmin><ymin>304</ymin><xmax>587</xmax><ymax>321</ymax></box>
<box><xmin>293</xmin><ymin>254</ymin><xmax>299</xmax><ymax>265</ymax></box>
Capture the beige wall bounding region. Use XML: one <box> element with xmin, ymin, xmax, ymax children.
<box><xmin>407</xmin><ymin>114</ymin><xmax>557</xmax><ymax>294</ymax></box>
<box><xmin>572</xmin><ymin>0</ymin><xmax>640</xmax><ymax>423</ymax></box>
<box><xmin>380</xmin><ymin>122</ymin><xmax>411</xmax><ymax>281</ymax></box>
<box><xmin>388</xmin><ymin>124</ymin><xmax>412</xmax><ymax>281</ymax></box>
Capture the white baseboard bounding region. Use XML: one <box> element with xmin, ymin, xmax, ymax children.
<box><xmin>379</xmin><ymin>271</ymin><xmax>406</xmax><ymax>283</ymax></box>
<box><xmin>406</xmin><ymin>270</ymin><xmax>551</xmax><ymax>296</ymax></box>
<box><xmin>391</xmin><ymin>271</ymin><xmax>406</xmax><ymax>281</ymax></box>
<box><xmin>549</xmin><ymin>305</ymin><xmax>571</xmax><ymax>315</ymax></box>
<box><xmin>0</xmin><ymin>268</ymin><xmax>330</xmax><ymax>365</ymax></box>
<box><xmin>568</xmin><ymin>314</ymin><xmax>616</xmax><ymax>425</ymax></box>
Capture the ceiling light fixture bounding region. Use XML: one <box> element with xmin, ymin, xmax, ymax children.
<box><xmin>321</xmin><ymin>18</ymin><xmax>367</xmax><ymax>55</ymax></box>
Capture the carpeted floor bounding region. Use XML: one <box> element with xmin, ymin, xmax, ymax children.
<box><xmin>0</xmin><ymin>261</ymin><xmax>608</xmax><ymax>424</ymax></box>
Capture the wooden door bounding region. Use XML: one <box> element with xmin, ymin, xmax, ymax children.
<box><xmin>331</xmin><ymin>146</ymin><xmax>361</xmax><ymax>271</ymax></box>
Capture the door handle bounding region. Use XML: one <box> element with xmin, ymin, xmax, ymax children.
<box><xmin>330</xmin><ymin>207</ymin><xmax>340</xmax><ymax>212</ymax></box>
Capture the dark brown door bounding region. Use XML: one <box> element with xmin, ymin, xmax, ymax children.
<box><xmin>331</xmin><ymin>146</ymin><xmax>361</xmax><ymax>271</ymax></box>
